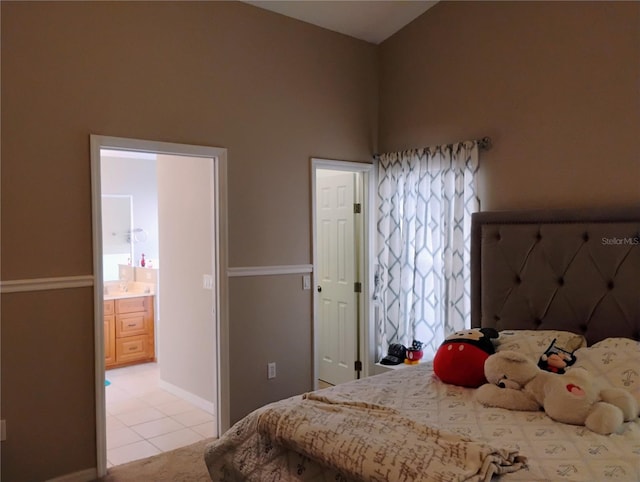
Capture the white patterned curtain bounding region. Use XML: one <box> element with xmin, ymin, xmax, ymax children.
<box><xmin>375</xmin><ymin>141</ymin><xmax>480</xmax><ymax>360</ymax></box>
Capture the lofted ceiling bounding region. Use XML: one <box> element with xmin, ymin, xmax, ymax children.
<box><xmin>243</xmin><ymin>1</ymin><xmax>439</xmax><ymax>44</ymax></box>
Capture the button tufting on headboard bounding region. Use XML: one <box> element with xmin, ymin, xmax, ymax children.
<box><xmin>471</xmin><ymin>207</ymin><xmax>640</xmax><ymax>345</ymax></box>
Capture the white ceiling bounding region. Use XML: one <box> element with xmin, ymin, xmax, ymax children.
<box><xmin>243</xmin><ymin>1</ymin><xmax>439</xmax><ymax>44</ymax></box>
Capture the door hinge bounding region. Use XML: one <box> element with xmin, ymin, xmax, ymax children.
<box><xmin>353</xmin><ymin>203</ymin><xmax>361</xmax><ymax>214</ymax></box>
<box><xmin>354</xmin><ymin>360</ymin><xmax>363</xmax><ymax>372</ymax></box>
<box><xmin>354</xmin><ymin>281</ymin><xmax>362</xmax><ymax>293</ymax></box>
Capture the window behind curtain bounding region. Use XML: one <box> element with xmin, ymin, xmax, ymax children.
<box><xmin>375</xmin><ymin>141</ymin><xmax>480</xmax><ymax>360</ymax></box>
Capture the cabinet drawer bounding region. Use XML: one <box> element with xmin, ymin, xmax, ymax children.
<box><xmin>116</xmin><ymin>297</ymin><xmax>148</xmax><ymax>314</ymax></box>
<box><xmin>116</xmin><ymin>335</ymin><xmax>153</xmax><ymax>364</ymax></box>
<box><xmin>116</xmin><ymin>312</ymin><xmax>149</xmax><ymax>338</ymax></box>
<box><xmin>104</xmin><ymin>300</ymin><xmax>115</xmax><ymax>316</ymax></box>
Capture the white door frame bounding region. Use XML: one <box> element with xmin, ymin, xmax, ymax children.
<box><xmin>311</xmin><ymin>158</ymin><xmax>375</xmax><ymax>388</ymax></box>
<box><xmin>90</xmin><ymin>135</ymin><xmax>230</xmax><ymax>477</ymax></box>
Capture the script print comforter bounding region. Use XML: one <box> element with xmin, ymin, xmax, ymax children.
<box><xmin>205</xmin><ymin>338</ymin><xmax>640</xmax><ymax>482</ymax></box>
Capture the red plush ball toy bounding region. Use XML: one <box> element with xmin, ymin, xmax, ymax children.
<box><xmin>433</xmin><ymin>328</ymin><xmax>499</xmax><ymax>388</ymax></box>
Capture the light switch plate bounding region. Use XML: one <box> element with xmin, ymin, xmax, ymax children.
<box><xmin>203</xmin><ymin>274</ymin><xmax>214</xmax><ymax>290</ymax></box>
<box><xmin>302</xmin><ymin>275</ymin><xmax>311</xmax><ymax>290</ymax></box>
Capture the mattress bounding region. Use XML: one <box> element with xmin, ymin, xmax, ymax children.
<box><xmin>205</xmin><ymin>337</ymin><xmax>640</xmax><ymax>481</ymax></box>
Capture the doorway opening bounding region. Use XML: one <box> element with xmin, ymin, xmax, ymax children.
<box><xmin>91</xmin><ymin>136</ymin><xmax>229</xmax><ymax>476</ymax></box>
<box><xmin>311</xmin><ymin>158</ymin><xmax>374</xmax><ymax>389</ymax></box>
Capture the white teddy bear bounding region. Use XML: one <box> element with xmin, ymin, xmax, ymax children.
<box><xmin>475</xmin><ymin>350</ymin><xmax>639</xmax><ymax>435</ymax></box>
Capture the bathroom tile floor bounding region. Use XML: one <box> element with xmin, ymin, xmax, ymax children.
<box><xmin>105</xmin><ymin>362</ymin><xmax>215</xmax><ymax>467</ymax></box>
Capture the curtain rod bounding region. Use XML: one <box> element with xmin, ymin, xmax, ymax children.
<box><xmin>373</xmin><ymin>136</ymin><xmax>492</xmax><ymax>159</ymax></box>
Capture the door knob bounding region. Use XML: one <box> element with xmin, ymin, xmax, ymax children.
<box><xmin>317</xmin><ymin>285</ymin><xmax>322</xmax><ymax>293</ymax></box>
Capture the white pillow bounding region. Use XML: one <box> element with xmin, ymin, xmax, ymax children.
<box><xmin>589</xmin><ymin>337</ymin><xmax>639</xmax><ymax>351</ymax></box>
<box><xmin>573</xmin><ymin>337</ymin><xmax>640</xmax><ymax>392</ymax></box>
<box><xmin>496</xmin><ymin>330</ymin><xmax>587</xmax><ymax>362</ymax></box>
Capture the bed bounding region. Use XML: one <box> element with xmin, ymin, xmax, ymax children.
<box><xmin>205</xmin><ymin>206</ymin><xmax>640</xmax><ymax>481</ymax></box>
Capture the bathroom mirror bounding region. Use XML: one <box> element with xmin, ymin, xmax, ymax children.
<box><xmin>102</xmin><ymin>194</ymin><xmax>134</xmax><ymax>281</ymax></box>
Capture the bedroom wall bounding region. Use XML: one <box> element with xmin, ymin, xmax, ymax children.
<box><xmin>378</xmin><ymin>1</ymin><xmax>640</xmax><ymax>211</ymax></box>
<box><xmin>0</xmin><ymin>2</ymin><xmax>376</xmax><ymax>480</ymax></box>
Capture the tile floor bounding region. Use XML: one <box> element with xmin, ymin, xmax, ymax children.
<box><xmin>105</xmin><ymin>362</ymin><xmax>215</xmax><ymax>467</ymax></box>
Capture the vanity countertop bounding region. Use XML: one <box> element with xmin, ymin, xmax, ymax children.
<box><xmin>104</xmin><ymin>291</ymin><xmax>154</xmax><ymax>301</ymax></box>
<box><xmin>104</xmin><ymin>281</ymin><xmax>155</xmax><ymax>300</ymax></box>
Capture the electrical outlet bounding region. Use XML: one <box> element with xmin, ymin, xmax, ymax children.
<box><xmin>267</xmin><ymin>362</ymin><xmax>276</xmax><ymax>379</ymax></box>
<box><xmin>1</xmin><ymin>420</ymin><xmax>6</xmax><ymax>441</ymax></box>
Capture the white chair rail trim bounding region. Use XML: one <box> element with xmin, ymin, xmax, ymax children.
<box><xmin>1</xmin><ymin>265</ymin><xmax>313</xmax><ymax>293</ymax></box>
<box><xmin>0</xmin><ymin>275</ymin><xmax>94</xmax><ymax>293</ymax></box>
<box><xmin>227</xmin><ymin>264</ymin><xmax>313</xmax><ymax>277</ymax></box>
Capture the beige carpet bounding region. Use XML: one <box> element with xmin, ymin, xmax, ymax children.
<box><xmin>100</xmin><ymin>438</ymin><xmax>215</xmax><ymax>482</ymax></box>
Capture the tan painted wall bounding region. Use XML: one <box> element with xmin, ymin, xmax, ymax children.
<box><xmin>2</xmin><ymin>1</ymin><xmax>638</xmax><ymax>479</ymax></box>
<box><xmin>0</xmin><ymin>289</ymin><xmax>96</xmax><ymax>480</ymax></box>
<box><xmin>0</xmin><ymin>2</ymin><xmax>376</xmax><ymax>480</ymax></box>
<box><xmin>229</xmin><ymin>274</ymin><xmax>312</xmax><ymax>422</ymax></box>
<box><xmin>379</xmin><ymin>1</ymin><xmax>640</xmax><ymax>211</ymax></box>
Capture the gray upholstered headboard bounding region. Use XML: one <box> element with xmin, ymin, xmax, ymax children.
<box><xmin>471</xmin><ymin>206</ymin><xmax>640</xmax><ymax>345</ymax></box>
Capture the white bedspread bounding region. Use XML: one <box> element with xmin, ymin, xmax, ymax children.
<box><xmin>205</xmin><ymin>339</ymin><xmax>640</xmax><ymax>481</ymax></box>
<box><xmin>256</xmin><ymin>392</ymin><xmax>525</xmax><ymax>482</ymax></box>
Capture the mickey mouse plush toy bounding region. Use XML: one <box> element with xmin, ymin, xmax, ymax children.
<box><xmin>538</xmin><ymin>338</ymin><xmax>577</xmax><ymax>374</ymax></box>
<box><xmin>433</xmin><ymin>328</ymin><xmax>499</xmax><ymax>387</ymax></box>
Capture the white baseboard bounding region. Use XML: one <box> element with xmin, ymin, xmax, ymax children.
<box><xmin>158</xmin><ymin>379</ymin><xmax>215</xmax><ymax>414</ymax></box>
<box><xmin>46</xmin><ymin>467</ymin><xmax>97</xmax><ymax>482</ymax></box>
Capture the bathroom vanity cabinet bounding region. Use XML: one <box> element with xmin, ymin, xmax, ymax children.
<box><xmin>104</xmin><ymin>295</ymin><xmax>155</xmax><ymax>369</ymax></box>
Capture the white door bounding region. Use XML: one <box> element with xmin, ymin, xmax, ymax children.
<box><xmin>316</xmin><ymin>170</ymin><xmax>358</xmax><ymax>385</ymax></box>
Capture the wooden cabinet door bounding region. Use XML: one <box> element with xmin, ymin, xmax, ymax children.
<box><xmin>104</xmin><ymin>299</ymin><xmax>115</xmax><ymax>316</ymax></box>
<box><xmin>104</xmin><ymin>314</ymin><xmax>116</xmax><ymax>367</ymax></box>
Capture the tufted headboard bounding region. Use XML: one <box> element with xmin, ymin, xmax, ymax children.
<box><xmin>470</xmin><ymin>206</ymin><xmax>640</xmax><ymax>345</ymax></box>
